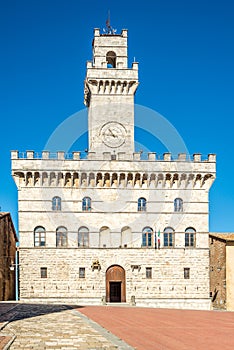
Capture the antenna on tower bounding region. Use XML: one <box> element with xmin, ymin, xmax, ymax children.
<box><xmin>103</xmin><ymin>10</ymin><xmax>117</xmax><ymax>34</ymax></box>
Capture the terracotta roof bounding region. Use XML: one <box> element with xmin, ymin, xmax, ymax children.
<box><xmin>0</xmin><ymin>212</ymin><xmax>10</xmax><ymax>217</ymax></box>
<box><xmin>209</xmin><ymin>233</ymin><xmax>234</xmax><ymax>241</ymax></box>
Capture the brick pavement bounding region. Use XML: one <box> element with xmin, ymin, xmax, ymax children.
<box><xmin>0</xmin><ymin>335</ymin><xmax>13</xmax><ymax>350</ymax></box>
<box><xmin>79</xmin><ymin>306</ymin><xmax>234</xmax><ymax>350</ymax></box>
<box><xmin>0</xmin><ymin>303</ymin><xmax>134</xmax><ymax>349</ymax></box>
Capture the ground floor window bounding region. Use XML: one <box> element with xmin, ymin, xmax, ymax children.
<box><xmin>146</xmin><ymin>267</ymin><xmax>152</xmax><ymax>279</ymax></box>
<box><xmin>79</xmin><ymin>267</ymin><xmax>85</xmax><ymax>278</ymax></box>
<box><xmin>184</xmin><ymin>267</ymin><xmax>190</xmax><ymax>279</ymax></box>
<box><xmin>40</xmin><ymin>267</ymin><xmax>47</xmax><ymax>278</ymax></box>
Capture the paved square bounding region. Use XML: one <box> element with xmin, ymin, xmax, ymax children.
<box><xmin>0</xmin><ymin>303</ymin><xmax>132</xmax><ymax>349</ymax></box>
<box><xmin>79</xmin><ymin>306</ymin><xmax>234</xmax><ymax>350</ymax></box>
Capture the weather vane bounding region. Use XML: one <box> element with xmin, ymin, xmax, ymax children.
<box><xmin>103</xmin><ymin>10</ymin><xmax>117</xmax><ymax>34</ymax></box>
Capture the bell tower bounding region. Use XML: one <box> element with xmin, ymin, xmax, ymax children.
<box><xmin>84</xmin><ymin>28</ymin><xmax>139</xmax><ymax>158</ymax></box>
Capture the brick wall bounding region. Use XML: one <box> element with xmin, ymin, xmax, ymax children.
<box><xmin>209</xmin><ymin>235</ymin><xmax>226</xmax><ymax>310</ymax></box>
<box><xmin>0</xmin><ymin>213</ymin><xmax>18</xmax><ymax>300</ymax></box>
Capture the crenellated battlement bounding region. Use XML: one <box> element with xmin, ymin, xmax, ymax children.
<box><xmin>11</xmin><ymin>150</ymin><xmax>216</xmax><ymax>190</ymax></box>
<box><xmin>11</xmin><ymin>150</ymin><xmax>216</xmax><ymax>163</ymax></box>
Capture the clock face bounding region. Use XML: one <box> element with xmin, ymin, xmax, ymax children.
<box><xmin>101</xmin><ymin>122</ymin><xmax>126</xmax><ymax>148</ymax></box>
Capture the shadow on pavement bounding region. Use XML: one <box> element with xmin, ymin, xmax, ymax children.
<box><xmin>0</xmin><ymin>303</ymin><xmax>84</xmax><ymax>324</ymax></box>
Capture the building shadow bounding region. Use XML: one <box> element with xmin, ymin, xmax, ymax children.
<box><xmin>0</xmin><ymin>303</ymin><xmax>84</xmax><ymax>324</ymax></box>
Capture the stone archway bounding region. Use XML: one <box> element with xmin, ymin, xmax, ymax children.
<box><xmin>106</xmin><ymin>265</ymin><xmax>126</xmax><ymax>302</ymax></box>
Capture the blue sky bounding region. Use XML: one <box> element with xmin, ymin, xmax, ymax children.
<box><xmin>0</xmin><ymin>0</ymin><xmax>234</xmax><ymax>232</ymax></box>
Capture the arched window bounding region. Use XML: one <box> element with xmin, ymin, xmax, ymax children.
<box><xmin>142</xmin><ymin>227</ymin><xmax>153</xmax><ymax>247</ymax></box>
<box><xmin>78</xmin><ymin>227</ymin><xmax>89</xmax><ymax>247</ymax></box>
<box><xmin>163</xmin><ymin>227</ymin><xmax>174</xmax><ymax>248</ymax></box>
<box><xmin>106</xmin><ymin>51</ymin><xmax>116</xmax><ymax>68</ymax></box>
<box><xmin>174</xmin><ymin>198</ymin><xmax>183</xmax><ymax>212</ymax></box>
<box><xmin>56</xmin><ymin>226</ymin><xmax>67</xmax><ymax>247</ymax></box>
<box><xmin>34</xmin><ymin>226</ymin><xmax>46</xmax><ymax>247</ymax></box>
<box><xmin>185</xmin><ymin>227</ymin><xmax>196</xmax><ymax>247</ymax></box>
<box><xmin>138</xmin><ymin>197</ymin><xmax>146</xmax><ymax>211</ymax></box>
<box><xmin>121</xmin><ymin>226</ymin><xmax>132</xmax><ymax>248</ymax></box>
<box><xmin>99</xmin><ymin>226</ymin><xmax>110</xmax><ymax>248</ymax></box>
<box><xmin>52</xmin><ymin>196</ymin><xmax>61</xmax><ymax>211</ymax></box>
<box><xmin>82</xmin><ymin>197</ymin><xmax>91</xmax><ymax>211</ymax></box>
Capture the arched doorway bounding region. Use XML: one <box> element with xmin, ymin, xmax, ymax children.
<box><xmin>106</xmin><ymin>265</ymin><xmax>126</xmax><ymax>302</ymax></box>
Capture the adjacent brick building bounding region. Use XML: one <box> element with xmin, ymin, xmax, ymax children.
<box><xmin>209</xmin><ymin>233</ymin><xmax>234</xmax><ymax>311</ymax></box>
<box><xmin>0</xmin><ymin>212</ymin><xmax>18</xmax><ymax>300</ymax></box>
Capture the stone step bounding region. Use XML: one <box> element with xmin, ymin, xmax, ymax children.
<box><xmin>105</xmin><ymin>302</ymin><xmax>132</xmax><ymax>307</ymax></box>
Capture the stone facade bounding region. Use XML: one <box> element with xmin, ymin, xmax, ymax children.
<box><xmin>0</xmin><ymin>212</ymin><xmax>18</xmax><ymax>300</ymax></box>
<box><xmin>19</xmin><ymin>247</ymin><xmax>210</xmax><ymax>309</ymax></box>
<box><xmin>209</xmin><ymin>233</ymin><xmax>234</xmax><ymax>311</ymax></box>
<box><xmin>12</xmin><ymin>27</ymin><xmax>216</xmax><ymax>309</ymax></box>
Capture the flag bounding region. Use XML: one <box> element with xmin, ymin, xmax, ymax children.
<box><xmin>157</xmin><ymin>230</ymin><xmax>161</xmax><ymax>249</ymax></box>
<box><xmin>154</xmin><ymin>229</ymin><xmax>160</xmax><ymax>249</ymax></box>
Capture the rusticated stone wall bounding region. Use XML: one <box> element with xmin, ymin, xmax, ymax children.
<box><xmin>19</xmin><ymin>247</ymin><xmax>210</xmax><ymax>310</ymax></box>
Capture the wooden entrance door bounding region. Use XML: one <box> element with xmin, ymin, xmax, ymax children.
<box><xmin>106</xmin><ymin>265</ymin><xmax>126</xmax><ymax>302</ymax></box>
<box><xmin>110</xmin><ymin>282</ymin><xmax>121</xmax><ymax>302</ymax></box>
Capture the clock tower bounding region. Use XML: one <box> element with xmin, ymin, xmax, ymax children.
<box><xmin>84</xmin><ymin>28</ymin><xmax>139</xmax><ymax>158</ymax></box>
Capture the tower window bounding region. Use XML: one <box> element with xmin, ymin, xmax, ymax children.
<box><xmin>142</xmin><ymin>227</ymin><xmax>153</xmax><ymax>247</ymax></box>
<box><xmin>34</xmin><ymin>226</ymin><xmax>46</xmax><ymax>247</ymax></box>
<box><xmin>82</xmin><ymin>197</ymin><xmax>91</xmax><ymax>211</ymax></box>
<box><xmin>174</xmin><ymin>198</ymin><xmax>183</xmax><ymax>212</ymax></box>
<box><xmin>138</xmin><ymin>197</ymin><xmax>146</xmax><ymax>211</ymax></box>
<box><xmin>106</xmin><ymin>51</ymin><xmax>116</xmax><ymax>68</ymax></box>
<box><xmin>52</xmin><ymin>196</ymin><xmax>61</xmax><ymax>211</ymax></box>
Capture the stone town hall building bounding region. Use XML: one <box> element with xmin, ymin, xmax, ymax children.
<box><xmin>11</xmin><ymin>27</ymin><xmax>216</xmax><ymax>309</ymax></box>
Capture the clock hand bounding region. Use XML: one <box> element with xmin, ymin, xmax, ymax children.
<box><xmin>108</xmin><ymin>128</ymin><xmax>116</xmax><ymax>137</ymax></box>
